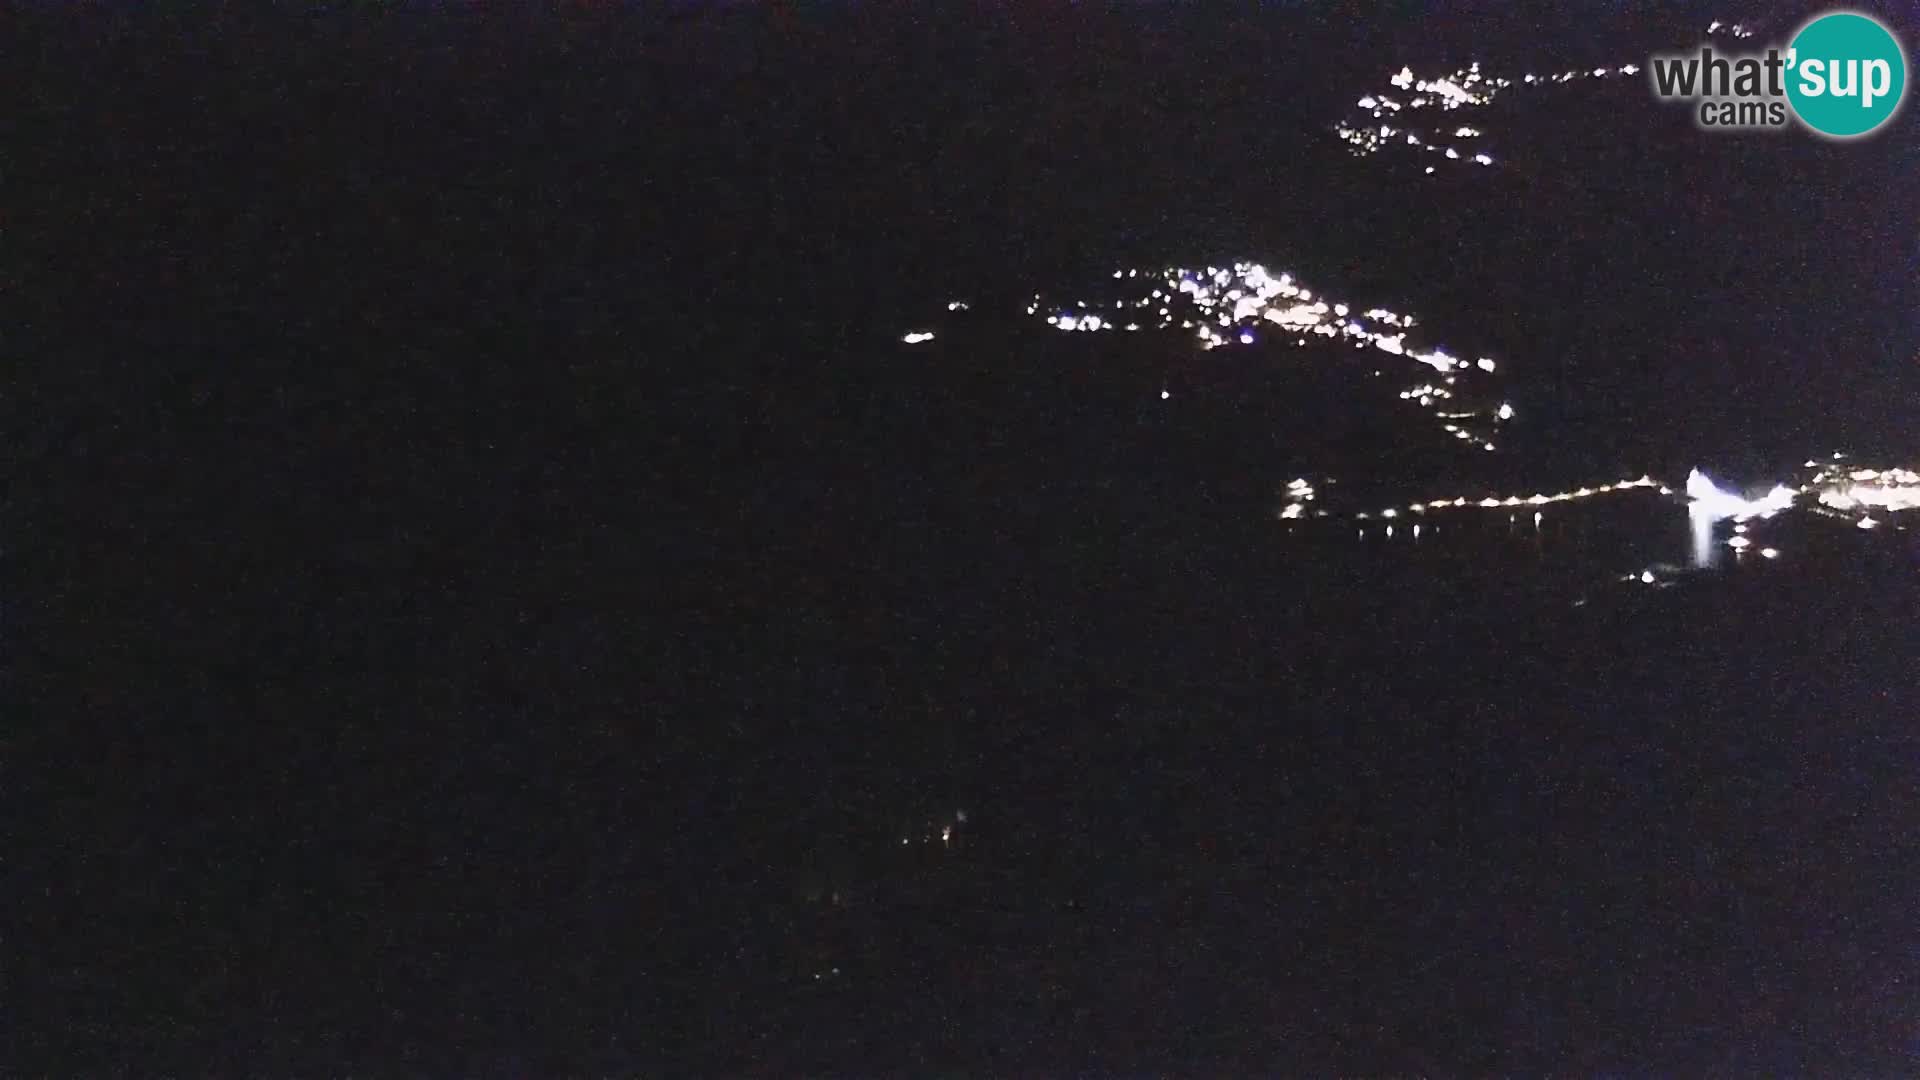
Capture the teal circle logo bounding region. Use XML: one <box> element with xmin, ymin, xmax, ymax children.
<box><xmin>1785</xmin><ymin>11</ymin><xmax>1906</xmax><ymax>138</ymax></box>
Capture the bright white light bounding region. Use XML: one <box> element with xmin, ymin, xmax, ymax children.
<box><xmin>1497</xmin><ymin>402</ymin><xmax>1514</xmax><ymax>420</ymax></box>
<box><xmin>902</xmin><ymin>331</ymin><xmax>936</xmax><ymax>344</ymax></box>
<box><xmin>1477</xmin><ymin>358</ymin><xmax>1497</xmax><ymax>372</ymax></box>
<box><xmin>1686</xmin><ymin>469</ymin><xmax>1797</xmax><ymax>522</ymax></box>
<box><xmin>1728</xmin><ymin>535</ymin><xmax>1751</xmax><ymax>550</ymax></box>
<box><xmin>1160</xmin><ymin>389</ymin><xmax>1170</xmax><ymax>400</ymax></box>
<box><xmin>1760</xmin><ymin>548</ymin><xmax>1780</xmax><ymax>559</ymax></box>
<box><xmin>1858</xmin><ymin>516</ymin><xmax>1879</xmax><ymax>530</ymax></box>
<box><xmin>1824</xmin><ymin>480</ymin><xmax>1920</xmax><ymax>513</ymax></box>
<box><xmin>1473</xmin><ymin>154</ymin><xmax>1493</xmax><ymax>166</ymax></box>
<box><xmin>1641</xmin><ymin>570</ymin><xmax>1656</xmax><ymax>584</ymax></box>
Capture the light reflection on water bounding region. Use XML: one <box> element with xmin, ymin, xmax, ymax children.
<box><xmin>1690</xmin><ymin>502</ymin><xmax>1718</xmax><ymax>570</ymax></box>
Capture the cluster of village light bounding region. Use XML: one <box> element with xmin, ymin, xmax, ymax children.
<box><xmin>1278</xmin><ymin>476</ymin><xmax>1320</xmax><ymax>520</ymax></box>
<box><xmin>1692</xmin><ymin>455</ymin><xmax>1920</xmax><ymax>536</ymax></box>
<box><xmin>1026</xmin><ymin>262</ymin><xmax>1512</xmax><ymax>449</ymax></box>
<box><xmin>1310</xmin><ymin>456</ymin><xmax>1920</xmax><ymax>534</ymax></box>
<box><xmin>1805</xmin><ymin>459</ymin><xmax>1920</xmax><ymax>527</ymax></box>
<box><xmin>901</xmin><ymin>15</ymin><xmax>1920</xmax><ymax>581</ymax></box>
<box><xmin>1292</xmin><ymin>455</ymin><xmax>1920</xmax><ymax>569</ymax></box>
<box><xmin>900</xmin><ymin>809</ymin><xmax>968</xmax><ymax>849</ymax></box>
<box><xmin>1657</xmin><ymin>458</ymin><xmax>1917</xmax><ymax>574</ymax></box>
<box><xmin>1335</xmin><ymin>16</ymin><xmax>1763</xmax><ymax>172</ymax></box>
<box><xmin>1335</xmin><ymin>57</ymin><xmax>1646</xmax><ymax>173</ymax></box>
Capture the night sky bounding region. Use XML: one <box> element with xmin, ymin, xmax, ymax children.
<box><xmin>18</xmin><ymin>1</ymin><xmax>1920</xmax><ymax>1073</ymax></box>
